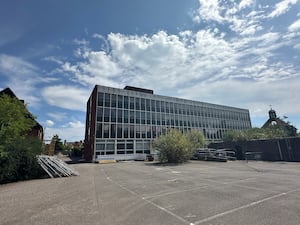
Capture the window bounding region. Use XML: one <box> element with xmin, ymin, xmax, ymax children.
<box><xmin>151</xmin><ymin>100</ymin><xmax>156</xmax><ymax>112</ymax></box>
<box><xmin>135</xmin><ymin>98</ymin><xmax>140</xmax><ymax>110</ymax></box>
<box><xmin>103</xmin><ymin>124</ymin><xmax>109</xmax><ymax>138</ymax></box>
<box><xmin>130</xmin><ymin>111</ymin><xmax>134</xmax><ymax>123</ymax></box>
<box><xmin>104</xmin><ymin>93</ymin><xmax>110</xmax><ymax>107</ymax></box>
<box><xmin>135</xmin><ymin>111</ymin><xmax>140</xmax><ymax>124</ymax></box>
<box><xmin>111</xmin><ymin>94</ymin><xmax>116</xmax><ymax>108</ymax></box>
<box><xmin>98</xmin><ymin>92</ymin><xmax>104</xmax><ymax>106</ymax></box>
<box><xmin>96</xmin><ymin>123</ymin><xmax>102</xmax><ymax>138</ymax></box>
<box><xmin>141</xmin><ymin>112</ymin><xmax>145</xmax><ymax>124</ymax></box>
<box><xmin>124</xmin><ymin>110</ymin><xmax>129</xmax><ymax>123</ymax></box>
<box><xmin>117</xmin><ymin>124</ymin><xmax>122</xmax><ymax>138</ymax></box>
<box><xmin>123</xmin><ymin>125</ymin><xmax>129</xmax><ymax>138</ymax></box>
<box><xmin>104</xmin><ymin>108</ymin><xmax>110</xmax><ymax>122</ymax></box>
<box><xmin>141</xmin><ymin>98</ymin><xmax>145</xmax><ymax>111</ymax></box>
<box><xmin>118</xmin><ymin>95</ymin><xmax>123</xmax><ymax>108</ymax></box>
<box><xmin>130</xmin><ymin>125</ymin><xmax>135</xmax><ymax>138</ymax></box>
<box><xmin>117</xmin><ymin>109</ymin><xmax>122</xmax><ymax>123</ymax></box>
<box><xmin>146</xmin><ymin>99</ymin><xmax>151</xmax><ymax>111</ymax></box>
<box><xmin>97</xmin><ymin>107</ymin><xmax>103</xmax><ymax>121</ymax></box>
<box><xmin>110</xmin><ymin>124</ymin><xmax>116</xmax><ymax>138</ymax></box>
<box><xmin>130</xmin><ymin>97</ymin><xmax>134</xmax><ymax>109</ymax></box>
<box><xmin>111</xmin><ymin>109</ymin><xmax>116</xmax><ymax>122</ymax></box>
<box><xmin>124</xmin><ymin>96</ymin><xmax>129</xmax><ymax>109</ymax></box>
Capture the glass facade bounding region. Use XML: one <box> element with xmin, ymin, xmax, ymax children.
<box><xmin>88</xmin><ymin>85</ymin><xmax>251</xmax><ymax>160</ymax></box>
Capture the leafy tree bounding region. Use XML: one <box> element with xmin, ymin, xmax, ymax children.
<box><xmin>153</xmin><ymin>129</ymin><xmax>205</xmax><ymax>163</ymax></box>
<box><xmin>223</xmin><ymin>130</ymin><xmax>246</xmax><ymax>142</ymax></box>
<box><xmin>52</xmin><ymin>134</ymin><xmax>64</xmax><ymax>152</ymax></box>
<box><xmin>0</xmin><ymin>137</ymin><xmax>44</xmax><ymax>183</ymax></box>
<box><xmin>223</xmin><ymin>124</ymin><xmax>298</xmax><ymax>142</ymax></box>
<box><xmin>0</xmin><ymin>94</ymin><xmax>44</xmax><ymax>183</ymax></box>
<box><xmin>0</xmin><ymin>94</ymin><xmax>35</xmax><ymax>145</ymax></box>
<box><xmin>186</xmin><ymin>130</ymin><xmax>206</xmax><ymax>152</ymax></box>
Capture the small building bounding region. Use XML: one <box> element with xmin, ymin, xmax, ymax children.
<box><xmin>0</xmin><ymin>87</ymin><xmax>44</xmax><ymax>141</ymax></box>
<box><xmin>84</xmin><ymin>85</ymin><xmax>252</xmax><ymax>161</ymax></box>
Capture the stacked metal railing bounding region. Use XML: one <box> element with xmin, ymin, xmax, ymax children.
<box><xmin>37</xmin><ymin>155</ymin><xmax>79</xmax><ymax>178</ymax></box>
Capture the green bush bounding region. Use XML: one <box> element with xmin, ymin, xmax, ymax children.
<box><xmin>153</xmin><ymin>129</ymin><xmax>205</xmax><ymax>163</ymax></box>
<box><xmin>0</xmin><ymin>137</ymin><xmax>45</xmax><ymax>184</ymax></box>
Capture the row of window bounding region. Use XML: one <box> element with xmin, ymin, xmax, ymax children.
<box><xmin>96</xmin><ymin>123</ymin><xmax>230</xmax><ymax>140</ymax></box>
<box><xmin>97</xmin><ymin>107</ymin><xmax>250</xmax><ymax>129</ymax></box>
<box><xmin>97</xmin><ymin>92</ymin><xmax>249</xmax><ymax>121</ymax></box>
<box><xmin>95</xmin><ymin>140</ymin><xmax>150</xmax><ymax>155</ymax></box>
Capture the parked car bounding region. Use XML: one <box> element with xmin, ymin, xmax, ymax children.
<box><xmin>191</xmin><ymin>148</ymin><xmax>227</xmax><ymax>162</ymax></box>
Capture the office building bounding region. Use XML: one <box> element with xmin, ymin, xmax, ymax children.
<box><xmin>84</xmin><ymin>85</ymin><xmax>251</xmax><ymax>161</ymax></box>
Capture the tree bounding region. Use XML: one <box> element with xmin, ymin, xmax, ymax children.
<box><xmin>0</xmin><ymin>94</ymin><xmax>35</xmax><ymax>145</ymax></box>
<box><xmin>52</xmin><ymin>134</ymin><xmax>64</xmax><ymax>152</ymax></box>
<box><xmin>153</xmin><ymin>129</ymin><xmax>205</xmax><ymax>163</ymax></box>
<box><xmin>0</xmin><ymin>94</ymin><xmax>44</xmax><ymax>183</ymax></box>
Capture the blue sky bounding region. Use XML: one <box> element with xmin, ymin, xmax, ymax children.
<box><xmin>0</xmin><ymin>0</ymin><xmax>300</xmax><ymax>141</ymax></box>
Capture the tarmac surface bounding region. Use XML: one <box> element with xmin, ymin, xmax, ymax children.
<box><xmin>0</xmin><ymin>160</ymin><xmax>300</xmax><ymax>225</ymax></box>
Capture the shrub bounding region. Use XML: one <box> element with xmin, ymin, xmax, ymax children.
<box><xmin>153</xmin><ymin>129</ymin><xmax>205</xmax><ymax>163</ymax></box>
<box><xmin>0</xmin><ymin>137</ymin><xmax>45</xmax><ymax>184</ymax></box>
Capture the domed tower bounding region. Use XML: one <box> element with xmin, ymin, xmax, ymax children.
<box><xmin>262</xmin><ymin>108</ymin><xmax>286</xmax><ymax>128</ymax></box>
<box><xmin>268</xmin><ymin>108</ymin><xmax>277</xmax><ymax>120</ymax></box>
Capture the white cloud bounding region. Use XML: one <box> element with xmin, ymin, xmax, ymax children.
<box><xmin>268</xmin><ymin>0</ymin><xmax>299</xmax><ymax>18</ymax></box>
<box><xmin>68</xmin><ymin>121</ymin><xmax>84</xmax><ymax>128</ymax></box>
<box><xmin>0</xmin><ymin>54</ymin><xmax>41</xmax><ymax>105</ymax></box>
<box><xmin>42</xmin><ymin>85</ymin><xmax>90</xmax><ymax>111</ymax></box>
<box><xmin>47</xmin><ymin>112</ymin><xmax>67</xmax><ymax>121</ymax></box>
<box><xmin>45</xmin><ymin>121</ymin><xmax>85</xmax><ymax>142</ymax></box>
<box><xmin>46</xmin><ymin>120</ymin><xmax>54</xmax><ymax>126</ymax></box>
<box><xmin>288</xmin><ymin>18</ymin><xmax>300</xmax><ymax>32</ymax></box>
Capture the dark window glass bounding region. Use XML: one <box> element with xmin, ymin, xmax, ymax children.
<box><xmin>147</xmin><ymin>126</ymin><xmax>151</xmax><ymax>138</ymax></box>
<box><xmin>124</xmin><ymin>125</ymin><xmax>129</xmax><ymax>138</ymax></box>
<box><xmin>151</xmin><ymin>100</ymin><xmax>156</xmax><ymax>112</ymax></box>
<box><xmin>166</xmin><ymin>102</ymin><xmax>169</xmax><ymax>113</ymax></box>
<box><xmin>117</xmin><ymin>95</ymin><xmax>123</xmax><ymax>108</ymax></box>
<box><xmin>111</xmin><ymin>94</ymin><xmax>116</xmax><ymax>108</ymax></box>
<box><xmin>96</xmin><ymin>123</ymin><xmax>102</xmax><ymax>138</ymax></box>
<box><xmin>161</xmin><ymin>101</ymin><xmax>165</xmax><ymax>112</ymax></box>
<box><xmin>117</xmin><ymin>143</ymin><xmax>125</xmax><ymax>149</ymax></box>
<box><xmin>103</xmin><ymin>124</ymin><xmax>109</xmax><ymax>138</ymax></box>
<box><xmin>170</xmin><ymin>102</ymin><xmax>174</xmax><ymax>113</ymax></box>
<box><xmin>157</xmin><ymin>113</ymin><xmax>161</xmax><ymax>125</ymax></box>
<box><xmin>130</xmin><ymin>97</ymin><xmax>134</xmax><ymax>109</ymax></box>
<box><xmin>104</xmin><ymin>93</ymin><xmax>110</xmax><ymax>107</ymax></box>
<box><xmin>104</xmin><ymin>108</ymin><xmax>110</xmax><ymax>122</ymax></box>
<box><xmin>156</xmin><ymin>101</ymin><xmax>160</xmax><ymax>112</ymax></box>
<box><xmin>135</xmin><ymin>98</ymin><xmax>140</xmax><ymax>110</ymax></box>
<box><xmin>117</xmin><ymin>109</ymin><xmax>122</xmax><ymax>123</ymax></box>
<box><xmin>152</xmin><ymin>126</ymin><xmax>156</xmax><ymax>138</ymax></box>
<box><xmin>141</xmin><ymin>112</ymin><xmax>145</xmax><ymax>124</ymax></box>
<box><xmin>146</xmin><ymin>99</ymin><xmax>151</xmax><ymax>111</ymax></box>
<box><xmin>161</xmin><ymin>114</ymin><xmax>165</xmax><ymax>125</ymax></box>
<box><xmin>110</xmin><ymin>124</ymin><xmax>116</xmax><ymax>138</ymax></box>
<box><xmin>126</xmin><ymin>142</ymin><xmax>133</xmax><ymax>149</ymax></box>
<box><xmin>97</xmin><ymin>107</ymin><xmax>103</xmax><ymax>121</ymax></box>
<box><xmin>146</xmin><ymin>112</ymin><xmax>151</xmax><ymax>124</ymax></box>
<box><xmin>124</xmin><ymin>96</ymin><xmax>129</xmax><ymax>109</ymax></box>
<box><xmin>124</xmin><ymin>110</ymin><xmax>129</xmax><ymax>123</ymax></box>
<box><xmin>135</xmin><ymin>111</ymin><xmax>140</xmax><ymax>124</ymax></box>
<box><xmin>174</xmin><ymin>103</ymin><xmax>178</xmax><ymax>114</ymax></box>
<box><xmin>141</xmin><ymin>125</ymin><xmax>146</xmax><ymax>138</ymax></box>
<box><xmin>111</xmin><ymin>109</ymin><xmax>116</xmax><ymax>122</ymax></box>
<box><xmin>98</xmin><ymin>92</ymin><xmax>104</xmax><ymax>106</ymax></box>
<box><xmin>130</xmin><ymin>125</ymin><xmax>134</xmax><ymax>138</ymax></box>
<box><xmin>130</xmin><ymin>111</ymin><xmax>134</xmax><ymax>123</ymax></box>
<box><xmin>136</xmin><ymin>126</ymin><xmax>140</xmax><ymax>138</ymax></box>
<box><xmin>151</xmin><ymin>112</ymin><xmax>156</xmax><ymax>125</ymax></box>
<box><xmin>141</xmin><ymin>98</ymin><xmax>145</xmax><ymax>111</ymax></box>
<box><xmin>117</xmin><ymin>124</ymin><xmax>122</xmax><ymax>138</ymax></box>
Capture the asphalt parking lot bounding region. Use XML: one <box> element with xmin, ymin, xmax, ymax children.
<box><xmin>1</xmin><ymin>160</ymin><xmax>300</xmax><ymax>225</ymax></box>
